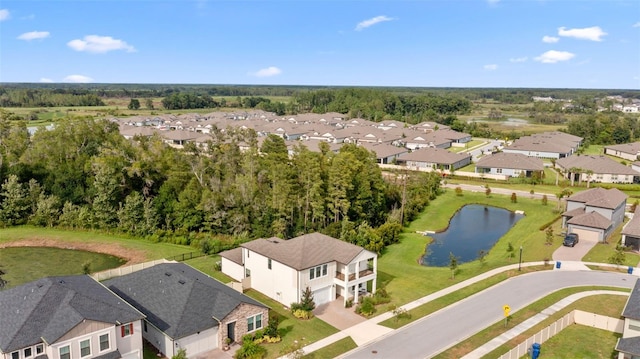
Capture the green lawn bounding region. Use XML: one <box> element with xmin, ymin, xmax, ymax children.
<box><xmin>0</xmin><ymin>247</ymin><xmax>125</xmax><ymax>288</ymax></box>
<box><xmin>433</xmin><ymin>289</ymin><xmax>628</xmax><ymax>359</ymax></box>
<box><xmin>379</xmin><ymin>190</ymin><xmax>559</xmax><ymax>307</ymax></box>
<box><xmin>533</xmin><ymin>325</ymin><xmax>620</xmax><ymax>359</ymax></box>
<box><xmin>302</xmin><ymin>337</ymin><xmax>357</xmax><ymax>359</ymax></box>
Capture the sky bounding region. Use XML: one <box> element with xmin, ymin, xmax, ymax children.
<box><xmin>0</xmin><ymin>0</ymin><xmax>639</xmax><ymax>89</ymax></box>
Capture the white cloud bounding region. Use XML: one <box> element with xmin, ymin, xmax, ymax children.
<box><xmin>355</xmin><ymin>15</ymin><xmax>395</xmax><ymax>31</ymax></box>
<box><xmin>534</xmin><ymin>50</ymin><xmax>575</xmax><ymax>63</ymax></box>
<box><xmin>484</xmin><ymin>64</ymin><xmax>498</xmax><ymax>71</ymax></box>
<box><xmin>558</xmin><ymin>26</ymin><xmax>607</xmax><ymax>41</ymax></box>
<box><xmin>67</xmin><ymin>35</ymin><xmax>136</xmax><ymax>53</ymax></box>
<box><xmin>542</xmin><ymin>35</ymin><xmax>559</xmax><ymax>43</ymax></box>
<box><xmin>39</xmin><ymin>78</ymin><xmax>53</xmax><ymax>83</ymax></box>
<box><xmin>63</xmin><ymin>74</ymin><xmax>93</xmax><ymax>83</ymax></box>
<box><xmin>17</xmin><ymin>31</ymin><xmax>50</xmax><ymax>41</ymax></box>
<box><xmin>633</xmin><ymin>22</ymin><xmax>640</xmax><ymax>28</ymax></box>
<box><xmin>0</xmin><ymin>9</ymin><xmax>9</xmax><ymax>21</ymax></box>
<box><xmin>251</xmin><ymin>66</ymin><xmax>282</xmax><ymax>77</ymax></box>
<box><xmin>509</xmin><ymin>57</ymin><xmax>528</xmax><ymax>63</ymax></box>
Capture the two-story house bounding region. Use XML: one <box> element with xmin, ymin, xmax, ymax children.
<box><xmin>220</xmin><ymin>233</ymin><xmax>377</xmax><ymax>307</ymax></box>
<box><xmin>562</xmin><ymin>187</ymin><xmax>628</xmax><ymax>242</ymax></box>
<box><xmin>0</xmin><ymin>275</ymin><xmax>145</xmax><ymax>359</ymax></box>
<box><xmin>616</xmin><ymin>278</ymin><xmax>640</xmax><ymax>358</ymax></box>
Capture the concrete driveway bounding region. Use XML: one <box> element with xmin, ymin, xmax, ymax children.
<box><xmin>314</xmin><ymin>298</ymin><xmax>366</xmax><ymax>330</ymax></box>
<box><xmin>552</xmin><ymin>234</ymin><xmax>598</xmax><ymax>261</ymax></box>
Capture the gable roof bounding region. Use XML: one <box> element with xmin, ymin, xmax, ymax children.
<box><xmin>623</xmin><ymin>279</ymin><xmax>640</xmax><ymax>321</ymax></box>
<box><xmin>397</xmin><ymin>147</ymin><xmax>471</xmax><ymax>165</ymax></box>
<box><xmin>0</xmin><ymin>276</ymin><xmax>144</xmax><ymax>352</ymax></box>
<box><xmin>623</xmin><ymin>207</ymin><xmax>640</xmax><ymax>237</ymax></box>
<box><xmin>240</xmin><ymin>233</ymin><xmax>373</xmax><ymax>271</ymax></box>
<box><xmin>104</xmin><ymin>263</ymin><xmax>266</xmax><ymax>340</ymax></box>
<box><xmin>476</xmin><ymin>152</ymin><xmax>544</xmax><ymax>171</ymax></box>
<box><xmin>605</xmin><ymin>142</ymin><xmax>640</xmax><ymax>156</ymax></box>
<box><xmin>566</xmin><ymin>187</ymin><xmax>627</xmax><ymax>210</ymax></box>
<box><xmin>567</xmin><ymin>211</ymin><xmax>612</xmax><ymax>230</ymax></box>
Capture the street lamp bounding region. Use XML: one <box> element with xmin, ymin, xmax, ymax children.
<box><xmin>518</xmin><ymin>246</ymin><xmax>523</xmax><ymax>271</ymax></box>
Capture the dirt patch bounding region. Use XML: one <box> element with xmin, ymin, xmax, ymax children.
<box><xmin>0</xmin><ymin>238</ymin><xmax>147</xmax><ymax>264</ymax></box>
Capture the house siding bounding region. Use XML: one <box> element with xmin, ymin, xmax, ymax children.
<box><xmin>243</xmin><ymin>248</ymin><xmax>299</xmax><ymax>306</ymax></box>
<box><xmin>176</xmin><ymin>327</ymin><xmax>218</xmax><ymax>357</ymax></box>
<box><xmin>221</xmin><ymin>257</ymin><xmax>244</xmax><ymax>282</ymax></box>
<box><xmin>142</xmin><ymin>321</ymin><xmax>172</xmax><ymax>358</ymax></box>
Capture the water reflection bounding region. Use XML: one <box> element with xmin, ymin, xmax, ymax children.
<box><xmin>421</xmin><ymin>204</ymin><xmax>524</xmax><ymax>266</ymax></box>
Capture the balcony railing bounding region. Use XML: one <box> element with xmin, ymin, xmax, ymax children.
<box><xmin>335</xmin><ymin>268</ymin><xmax>374</xmax><ymax>282</ymax></box>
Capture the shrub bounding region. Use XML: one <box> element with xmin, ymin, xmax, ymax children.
<box><xmin>263</xmin><ymin>316</ymin><xmax>279</xmax><ymax>337</ymax></box>
<box><xmin>355</xmin><ymin>297</ymin><xmax>376</xmax><ymax>316</ymax></box>
<box><xmin>171</xmin><ymin>349</ymin><xmax>187</xmax><ymax>359</ymax></box>
<box><xmin>455</xmin><ymin>187</ymin><xmax>463</xmax><ymax>196</ymax></box>
<box><xmin>345</xmin><ymin>298</ymin><xmax>354</xmax><ymax>308</ymax></box>
<box><xmin>292</xmin><ymin>309</ymin><xmax>313</xmax><ymax>320</ymax></box>
<box><xmin>392</xmin><ymin>306</ymin><xmax>411</xmax><ymax>321</ymax></box>
<box><xmin>234</xmin><ymin>340</ymin><xmax>266</xmax><ymax>359</ymax></box>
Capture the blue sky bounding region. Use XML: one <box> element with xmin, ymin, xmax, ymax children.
<box><xmin>1</xmin><ymin>0</ymin><xmax>639</xmax><ymax>89</ymax></box>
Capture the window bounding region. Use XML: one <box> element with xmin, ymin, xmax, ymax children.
<box><xmin>11</xmin><ymin>352</ymin><xmax>19</xmax><ymax>359</ymax></box>
<box><xmin>121</xmin><ymin>323</ymin><xmax>133</xmax><ymax>337</ymax></box>
<box><xmin>144</xmin><ymin>321</ymin><xmax>148</xmax><ymax>333</ymax></box>
<box><xmin>99</xmin><ymin>334</ymin><xmax>110</xmax><ymax>351</ymax></box>
<box><xmin>24</xmin><ymin>348</ymin><xmax>32</xmax><ymax>358</ymax></box>
<box><xmin>268</xmin><ymin>259</ymin><xmax>272</xmax><ymax>270</ymax></box>
<box><xmin>309</xmin><ymin>264</ymin><xmax>328</xmax><ymax>280</ymax></box>
<box><xmin>80</xmin><ymin>339</ymin><xmax>91</xmax><ymax>357</ymax></box>
<box><xmin>36</xmin><ymin>345</ymin><xmax>43</xmax><ymax>355</ymax></box>
<box><xmin>496</xmin><ymin>168</ymin><xmax>502</xmax><ymax>174</ymax></box>
<box><xmin>247</xmin><ymin>313</ymin><xmax>263</xmax><ymax>332</ymax></box>
<box><xmin>245</xmin><ymin>268</ymin><xmax>251</xmax><ymax>278</ymax></box>
<box><xmin>59</xmin><ymin>346</ymin><xmax>70</xmax><ymax>359</ymax></box>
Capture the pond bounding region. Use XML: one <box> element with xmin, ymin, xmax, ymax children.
<box><xmin>421</xmin><ymin>204</ymin><xmax>524</xmax><ymax>267</ymax></box>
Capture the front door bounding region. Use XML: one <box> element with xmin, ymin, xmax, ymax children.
<box><xmin>227</xmin><ymin>321</ymin><xmax>236</xmax><ymax>342</ymax></box>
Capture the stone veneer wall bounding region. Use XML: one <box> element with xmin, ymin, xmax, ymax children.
<box><xmin>219</xmin><ymin>303</ymin><xmax>269</xmax><ymax>347</ymax></box>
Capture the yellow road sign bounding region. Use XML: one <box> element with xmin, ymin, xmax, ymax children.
<box><xmin>503</xmin><ymin>304</ymin><xmax>511</xmax><ymax>317</ymax></box>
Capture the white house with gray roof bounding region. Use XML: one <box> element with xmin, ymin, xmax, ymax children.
<box><xmin>622</xmin><ymin>207</ymin><xmax>640</xmax><ymax>251</ymax></box>
<box><xmin>616</xmin><ymin>278</ymin><xmax>640</xmax><ymax>358</ymax></box>
<box><xmin>562</xmin><ymin>187</ymin><xmax>628</xmax><ymax>242</ymax></box>
<box><xmin>475</xmin><ymin>152</ymin><xmax>544</xmax><ymax>178</ymax></box>
<box><xmin>556</xmin><ymin>155</ymin><xmax>640</xmax><ymax>184</ymax></box>
<box><xmin>503</xmin><ymin>131</ymin><xmax>582</xmax><ymax>159</ymax></box>
<box><xmin>605</xmin><ymin>142</ymin><xmax>640</xmax><ymax>162</ymax></box>
<box><xmin>219</xmin><ymin>233</ymin><xmax>377</xmax><ymax>307</ymax></box>
<box><xmin>0</xmin><ymin>275</ymin><xmax>145</xmax><ymax>359</ymax></box>
<box><xmin>396</xmin><ymin>148</ymin><xmax>472</xmax><ymax>171</ymax></box>
<box><xmin>105</xmin><ymin>263</ymin><xmax>268</xmax><ymax>358</ymax></box>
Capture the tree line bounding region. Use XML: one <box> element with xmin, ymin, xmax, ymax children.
<box><xmin>0</xmin><ymin>111</ymin><xmax>441</xmax><ymax>254</ymax></box>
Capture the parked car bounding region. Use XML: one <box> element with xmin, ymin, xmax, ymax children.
<box><xmin>563</xmin><ymin>233</ymin><xmax>579</xmax><ymax>247</ymax></box>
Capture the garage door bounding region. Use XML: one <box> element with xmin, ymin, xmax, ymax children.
<box><xmin>313</xmin><ymin>286</ymin><xmax>333</xmax><ymax>306</ymax></box>
<box><xmin>569</xmin><ymin>227</ymin><xmax>600</xmax><ymax>243</ymax></box>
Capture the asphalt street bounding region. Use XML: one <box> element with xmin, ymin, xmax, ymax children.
<box><xmin>341</xmin><ymin>270</ymin><xmax>636</xmax><ymax>359</ymax></box>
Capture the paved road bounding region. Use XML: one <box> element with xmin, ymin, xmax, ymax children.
<box><xmin>466</xmin><ymin>139</ymin><xmax>502</xmax><ymax>162</ymax></box>
<box><xmin>341</xmin><ymin>270</ymin><xmax>636</xmax><ymax>359</ymax></box>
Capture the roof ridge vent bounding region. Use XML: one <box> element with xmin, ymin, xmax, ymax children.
<box><xmin>178</xmin><ymin>279</ymin><xmax>186</xmax><ymax>285</ymax></box>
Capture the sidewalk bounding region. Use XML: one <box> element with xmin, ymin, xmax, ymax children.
<box><xmin>289</xmin><ymin>261</ymin><xmax>638</xmax><ymax>359</ymax></box>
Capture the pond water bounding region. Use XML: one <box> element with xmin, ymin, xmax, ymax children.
<box><xmin>421</xmin><ymin>204</ymin><xmax>524</xmax><ymax>267</ymax></box>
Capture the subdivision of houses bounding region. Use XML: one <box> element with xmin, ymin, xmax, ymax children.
<box><xmin>475</xmin><ymin>152</ymin><xmax>545</xmax><ymax>178</ymax></box>
<box><xmin>502</xmin><ymin>131</ymin><xmax>582</xmax><ymax>159</ymax></box>
<box><xmin>556</xmin><ymin>155</ymin><xmax>640</xmax><ymax>184</ymax></box>
<box><xmin>219</xmin><ymin>232</ymin><xmax>377</xmax><ymax>307</ymax></box>
<box><xmin>0</xmin><ymin>275</ymin><xmax>145</xmax><ymax>359</ymax></box>
<box><xmin>105</xmin><ymin>262</ymin><xmax>268</xmax><ymax>358</ymax></box>
<box><xmin>561</xmin><ymin>187</ymin><xmax>627</xmax><ymax>242</ymax></box>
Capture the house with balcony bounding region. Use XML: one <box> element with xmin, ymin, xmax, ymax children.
<box><xmin>219</xmin><ymin>233</ymin><xmax>377</xmax><ymax>307</ymax></box>
<box><xmin>0</xmin><ymin>275</ymin><xmax>145</xmax><ymax>359</ymax></box>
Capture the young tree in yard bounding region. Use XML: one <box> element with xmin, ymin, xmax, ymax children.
<box><xmin>485</xmin><ymin>186</ymin><xmax>491</xmax><ymax>197</ymax></box>
<box><xmin>300</xmin><ymin>286</ymin><xmax>316</xmax><ymax>311</ymax></box>
<box><xmin>541</xmin><ymin>194</ymin><xmax>548</xmax><ymax>206</ymax></box>
<box><xmin>506</xmin><ymin>242</ymin><xmax>515</xmax><ymax>261</ymax></box>
<box><xmin>609</xmin><ymin>244</ymin><xmax>628</xmax><ymax>266</ymax></box>
<box><xmin>449</xmin><ymin>252</ymin><xmax>458</xmax><ymax>279</ymax></box>
<box><xmin>128</xmin><ymin>98</ymin><xmax>140</xmax><ymax>110</ymax></box>
<box><xmin>545</xmin><ymin>226</ymin><xmax>554</xmax><ymax>245</ymax></box>
<box><xmin>510</xmin><ymin>192</ymin><xmax>517</xmax><ymax>203</ymax></box>
<box><xmin>455</xmin><ymin>186</ymin><xmax>463</xmax><ymax>196</ymax></box>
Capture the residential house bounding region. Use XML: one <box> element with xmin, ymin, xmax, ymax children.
<box><xmin>359</xmin><ymin>142</ymin><xmax>409</xmax><ymax>164</ymax></box>
<box><xmin>605</xmin><ymin>142</ymin><xmax>640</xmax><ymax>161</ymax></box>
<box><xmin>561</xmin><ymin>187</ymin><xmax>627</xmax><ymax>242</ymax></box>
<box><xmin>0</xmin><ymin>275</ymin><xmax>145</xmax><ymax>359</ymax></box>
<box><xmin>475</xmin><ymin>152</ymin><xmax>544</xmax><ymax>178</ymax></box>
<box><xmin>616</xmin><ymin>278</ymin><xmax>640</xmax><ymax>359</ymax></box>
<box><xmin>502</xmin><ymin>131</ymin><xmax>582</xmax><ymax>159</ymax></box>
<box><xmin>556</xmin><ymin>155</ymin><xmax>640</xmax><ymax>184</ymax></box>
<box><xmin>219</xmin><ymin>233</ymin><xmax>377</xmax><ymax>307</ymax></box>
<box><xmin>622</xmin><ymin>207</ymin><xmax>640</xmax><ymax>251</ymax></box>
<box><xmin>105</xmin><ymin>263</ymin><xmax>268</xmax><ymax>358</ymax></box>
<box><xmin>396</xmin><ymin>147</ymin><xmax>472</xmax><ymax>171</ymax></box>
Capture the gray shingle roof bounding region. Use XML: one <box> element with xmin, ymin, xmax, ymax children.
<box><xmin>240</xmin><ymin>233</ymin><xmax>373</xmax><ymax>271</ymax></box>
<box><xmin>556</xmin><ymin>155</ymin><xmax>640</xmax><ymax>176</ymax></box>
<box><xmin>567</xmin><ymin>187</ymin><xmax>627</xmax><ymax>210</ymax></box>
<box><xmin>397</xmin><ymin>147</ymin><xmax>471</xmax><ymax>165</ymax></box>
<box><xmin>219</xmin><ymin>247</ymin><xmax>243</xmax><ymax>265</ymax></box>
<box><xmin>0</xmin><ymin>276</ymin><xmax>144</xmax><ymax>352</ymax></box>
<box><xmin>616</xmin><ymin>337</ymin><xmax>640</xmax><ymax>356</ymax></box>
<box><xmin>623</xmin><ymin>207</ymin><xmax>640</xmax><ymax>237</ymax></box>
<box><xmin>104</xmin><ymin>263</ymin><xmax>267</xmax><ymax>340</ymax></box>
<box><xmin>567</xmin><ymin>211</ymin><xmax>612</xmax><ymax>230</ymax></box>
<box><xmin>623</xmin><ymin>279</ymin><xmax>640</xmax><ymax>321</ymax></box>
<box><xmin>476</xmin><ymin>152</ymin><xmax>544</xmax><ymax>171</ymax></box>
<box><xmin>605</xmin><ymin>142</ymin><xmax>640</xmax><ymax>156</ymax></box>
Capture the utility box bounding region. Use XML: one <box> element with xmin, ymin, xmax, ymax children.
<box><xmin>531</xmin><ymin>343</ymin><xmax>541</xmax><ymax>359</ymax></box>
<box><xmin>556</xmin><ymin>261</ymin><xmax>561</xmax><ymax>269</ymax></box>
<box><xmin>628</xmin><ymin>266</ymin><xmax>634</xmax><ymax>274</ymax></box>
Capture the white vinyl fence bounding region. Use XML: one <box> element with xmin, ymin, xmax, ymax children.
<box><xmin>91</xmin><ymin>259</ymin><xmax>174</xmax><ymax>281</ymax></box>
